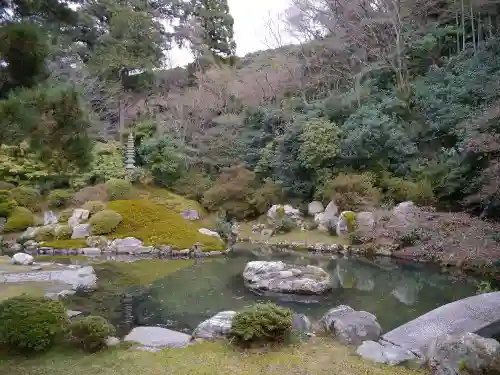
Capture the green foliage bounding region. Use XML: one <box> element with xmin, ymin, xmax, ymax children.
<box><xmin>0</xmin><ymin>189</ymin><xmax>16</xmax><ymax>217</ymax></box>
<box><xmin>47</xmin><ymin>189</ymin><xmax>72</xmax><ymax>208</ymax></box>
<box><xmin>71</xmin><ymin>142</ymin><xmax>126</xmax><ymax>188</ymax></box>
<box><xmin>4</xmin><ymin>206</ymin><xmax>34</xmax><ymax>232</ymax></box>
<box><xmin>0</xmin><ymin>182</ymin><xmax>15</xmax><ymax>190</ymax></box>
<box><xmin>382</xmin><ymin>176</ymin><xmax>435</xmax><ymax>206</ymax></box>
<box><xmin>35</xmin><ymin>226</ymin><xmax>54</xmax><ymax>242</ymax></box>
<box><xmin>399</xmin><ymin>229</ymin><xmax>422</xmax><ymax>247</ymax></box>
<box><xmin>298</xmin><ymin>118</ymin><xmax>341</xmax><ymax>169</ymax></box>
<box><xmin>10</xmin><ymin>186</ymin><xmax>41</xmax><ymax>209</ymax></box>
<box><xmin>89</xmin><ymin>209</ymin><xmax>122</xmax><ymax>235</ymax></box>
<box><xmin>58</xmin><ymin>208</ymin><xmax>73</xmax><ymax>223</ymax></box>
<box><xmin>68</xmin><ymin>315</ymin><xmax>116</xmax><ymax>353</ymax></box>
<box><xmin>104</xmin><ymin>179</ymin><xmax>135</xmax><ymax>201</ymax></box>
<box><xmin>273</xmin><ymin>215</ymin><xmax>295</xmax><ymax>234</ymax></box>
<box><xmin>476</xmin><ymin>280</ymin><xmax>498</xmax><ymax>295</ymax></box>
<box><xmin>82</xmin><ymin>201</ymin><xmax>106</xmax><ymax>216</ymax></box>
<box><xmin>106</xmin><ymin>199</ymin><xmax>224</xmax><ymax>250</ymax></box>
<box><xmin>54</xmin><ymin>224</ymin><xmax>72</xmax><ymax>240</ymax></box>
<box><xmin>0</xmin><ymin>295</ymin><xmax>67</xmax><ymax>352</ymax></box>
<box><xmin>215</xmin><ymin>213</ymin><xmax>232</xmax><ymax>241</ymax></box>
<box><xmin>72</xmin><ymin>185</ymin><xmax>108</xmax><ymax>205</ymax></box>
<box><xmin>202</xmin><ymin>165</ymin><xmax>277</xmax><ymax>219</ymax></box>
<box><xmin>138</xmin><ymin>135</ymin><xmax>185</xmax><ymax>188</ymax></box>
<box><xmin>342</xmin><ymin>211</ymin><xmax>356</xmax><ymax>233</ymax></box>
<box><xmin>322</xmin><ymin>173</ymin><xmax>381</xmax><ymax>211</ymax></box>
<box><xmin>171</xmin><ymin>168</ymin><xmax>213</xmax><ymax>201</ymax></box>
<box><xmin>231</xmin><ymin>303</ymin><xmax>293</xmax><ymax>345</ymax></box>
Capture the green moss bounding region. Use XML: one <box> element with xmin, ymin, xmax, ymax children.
<box><xmin>137</xmin><ymin>186</ymin><xmax>207</xmax><ymax>215</ymax></box>
<box><xmin>58</xmin><ymin>208</ymin><xmax>73</xmax><ymax>223</ymax></box>
<box><xmin>82</xmin><ymin>200</ymin><xmax>106</xmax><ymax>215</ymax></box>
<box><xmin>104</xmin><ymin>179</ymin><xmax>135</xmax><ymax>201</ymax></box>
<box><xmin>4</xmin><ymin>207</ymin><xmax>34</xmax><ymax>232</ymax></box>
<box><xmin>41</xmin><ymin>239</ymin><xmax>87</xmax><ymax>249</ymax></box>
<box><xmin>89</xmin><ymin>209</ymin><xmax>122</xmax><ymax>235</ymax></box>
<box><xmin>107</xmin><ymin>200</ymin><xmax>224</xmax><ymax>250</ymax></box>
<box><xmin>54</xmin><ymin>224</ymin><xmax>72</xmax><ymax>240</ymax></box>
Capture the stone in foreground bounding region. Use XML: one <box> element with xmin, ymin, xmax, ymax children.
<box><xmin>124</xmin><ymin>327</ymin><xmax>191</xmax><ymax>349</ymax></box>
<box><xmin>192</xmin><ymin>311</ymin><xmax>236</xmax><ymax>340</ymax></box>
<box><xmin>243</xmin><ymin>261</ymin><xmax>332</xmax><ymax>295</ymax></box>
<box><xmin>427</xmin><ymin>332</ymin><xmax>500</xmax><ymax>375</ymax></box>
<box><xmin>319</xmin><ymin>305</ymin><xmax>382</xmax><ymax>345</ymax></box>
<box><xmin>356</xmin><ymin>340</ymin><xmax>418</xmax><ymax>365</ymax></box>
<box><xmin>12</xmin><ymin>252</ymin><xmax>34</xmax><ymax>265</ymax></box>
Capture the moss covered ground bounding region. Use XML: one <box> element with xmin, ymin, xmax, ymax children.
<box><xmin>107</xmin><ymin>200</ymin><xmax>224</xmax><ymax>251</ymax></box>
<box><xmin>0</xmin><ymin>338</ymin><xmax>423</xmax><ymax>375</ymax></box>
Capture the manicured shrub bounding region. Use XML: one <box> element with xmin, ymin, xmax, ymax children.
<box><xmin>35</xmin><ymin>226</ymin><xmax>54</xmax><ymax>242</ymax></box>
<box><xmin>68</xmin><ymin>315</ymin><xmax>116</xmax><ymax>352</ymax></box>
<box><xmin>89</xmin><ymin>209</ymin><xmax>122</xmax><ymax>235</ymax></box>
<box><xmin>250</xmin><ymin>181</ymin><xmax>285</xmax><ymax>215</ymax></box>
<box><xmin>104</xmin><ymin>179</ymin><xmax>135</xmax><ymax>201</ymax></box>
<box><xmin>47</xmin><ymin>189</ymin><xmax>72</xmax><ymax>208</ymax></box>
<box><xmin>0</xmin><ymin>189</ymin><xmax>16</xmax><ymax>217</ymax></box>
<box><xmin>72</xmin><ymin>184</ymin><xmax>108</xmax><ymax>205</ymax></box>
<box><xmin>4</xmin><ymin>207</ymin><xmax>34</xmax><ymax>232</ymax></box>
<box><xmin>82</xmin><ymin>200</ymin><xmax>106</xmax><ymax>215</ymax></box>
<box><xmin>172</xmin><ymin>168</ymin><xmax>213</xmax><ymax>201</ymax></box>
<box><xmin>382</xmin><ymin>176</ymin><xmax>435</xmax><ymax>206</ymax></box>
<box><xmin>58</xmin><ymin>208</ymin><xmax>74</xmax><ymax>223</ymax></box>
<box><xmin>54</xmin><ymin>224</ymin><xmax>72</xmax><ymax>240</ymax></box>
<box><xmin>0</xmin><ymin>295</ymin><xmax>67</xmax><ymax>352</ymax></box>
<box><xmin>107</xmin><ymin>200</ymin><xmax>224</xmax><ymax>250</ymax></box>
<box><xmin>322</xmin><ymin>173</ymin><xmax>381</xmax><ymax>211</ymax></box>
<box><xmin>202</xmin><ymin>165</ymin><xmax>260</xmax><ymax>219</ymax></box>
<box><xmin>341</xmin><ymin>211</ymin><xmax>356</xmax><ymax>232</ymax></box>
<box><xmin>231</xmin><ymin>303</ymin><xmax>293</xmax><ymax>345</ymax></box>
<box><xmin>10</xmin><ymin>186</ymin><xmax>41</xmax><ymax>209</ymax></box>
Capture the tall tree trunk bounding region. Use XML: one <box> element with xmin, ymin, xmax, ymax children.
<box><xmin>461</xmin><ymin>0</ymin><xmax>466</xmax><ymax>50</ymax></box>
<box><xmin>455</xmin><ymin>0</ymin><xmax>460</xmax><ymax>53</ymax></box>
<box><xmin>470</xmin><ymin>1</ymin><xmax>476</xmax><ymax>51</ymax></box>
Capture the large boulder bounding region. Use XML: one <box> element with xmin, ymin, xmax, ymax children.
<box><xmin>308</xmin><ymin>201</ymin><xmax>324</xmax><ymax>216</ymax></box>
<box><xmin>68</xmin><ymin>209</ymin><xmax>90</xmax><ymax>228</ymax></box>
<box><xmin>319</xmin><ymin>305</ymin><xmax>382</xmax><ymax>345</ymax></box>
<box><xmin>110</xmin><ymin>237</ymin><xmax>143</xmax><ymax>253</ymax></box>
<box><xmin>427</xmin><ymin>332</ymin><xmax>500</xmax><ymax>375</ymax></box>
<box><xmin>267</xmin><ymin>204</ymin><xmax>303</xmax><ymax>223</ymax></box>
<box><xmin>355</xmin><ymin>211</ymin><xmax>376</xmax><ymax>239</ymax></box>
<box><xmin>292</xmin><ymin>313</ymin><xmax>312</xmax><ymax>333</ymax></box>
<box><xmin>192</xmin><ymin>311</ymin><xmax>236</xmax><ymax>340</ymax></box>
<box><xmin>12</xmin><ymin>252</ymin><xmax>34</xmax><ymax>265</ymax></box>
<box><xmin>356</xmin><ymin>340</ymin><xmax>418</xmax><ymax>366</ymax></box>
<box><xmin>43</xmin><ymin>211</ymin><xmax>58</xmax><ymax>225</ymax></box>
<box><xmin>124</xmin><ymin>327</ymin><xmax>190</xmax><ymax>349</ymax></box>
<box><xmin>71</xmin><ymin>223</ymin><xmax>91</xmax><ymax>239</ymax></box>
<box><xmin>243</xmin><ymin>261</ymin><xmax>333</xmax><ymax>295</ymax></box>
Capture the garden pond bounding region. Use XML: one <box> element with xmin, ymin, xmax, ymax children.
<box><xmin>122</xmin><ymin>244</ymin><xmax>480</xmax><ymax>335</ymax></box>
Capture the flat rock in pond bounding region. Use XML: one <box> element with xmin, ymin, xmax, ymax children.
<box><xmin>12</xmin><ymin>253</ymin><xmax>34</xmax><ymax>265</ymax></box>
<box><xmin>124</xmin><ymin>327</ymin><xmax>190</xmax><ymax>349</ymax></box>
<box><xmin>243</xmin><ymin>261</ymin><xmax>332</xmax><ymax>295</ymax></box>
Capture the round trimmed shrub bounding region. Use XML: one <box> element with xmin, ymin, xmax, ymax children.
<box><xmin>73</xmin><ymin>185</ymin><xmax>108</xmax><ymax>205</ymax></box>
<box><xmin>10</xmin><ymin>186</ymin><xmax>41</xmax><ymax>209</ymax></box>
<box><xmin>54</xmin><ymin>224</ymin><xmax>72</xmax><ymax>240</ymax></box>
<box><xmin>82</xmin><ymin>201</ymin><xmax>106</xmax><ymax>215</ymax></box>
<box><xmin>35</xmin><ymin>226</ymin><xmax>54</xmax><ymax>242</ymax></box>
<box><xmin>104</xmin><ymin>179</ymin><xmax>135</xmax><ymax>201</ymax></box>
<box><xmin>58</xmin><ymin>208</ymin><xmax>73</xmax><ymax>223</ymax></box>
<box><xmin>230</xmin><ymin>302</ymin><xmax>293</xmax><ymax>345</ymax></box>
<box><xmin>0</xmin><ymin>295</ymin><xmax>67</xmax><ymax>352</ymax></box>
<box><xmin>4</xmin><ymin>207</ymin><xmax>34</xmax><ymax>232</ymax></box>
<box><xmin>68</xmin><ymin>315</ymin><xmax>116</xmax><ymax>352</ymax></box>
<box><xmin>89</xmin><ymin>209</ymin><xmax>122</xmax><ymax>235</ymax></box>
<box><xmin>47</xmin><ymin>189</ymin><xmax>72</xmax><ymax>208</ymax></box>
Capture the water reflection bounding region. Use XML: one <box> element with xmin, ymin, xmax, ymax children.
<box><xmin>130</xmin><ymin>244</ymin><xmax>478</xmax><ymax>333</ymax></box>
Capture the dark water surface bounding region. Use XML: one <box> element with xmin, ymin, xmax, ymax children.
<box><xmin>129</xmin><ymin>244</ymin><xmax>479</xmax><ymax>334</ymax></box>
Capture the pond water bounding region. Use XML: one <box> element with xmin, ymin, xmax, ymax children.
<box><xmin>128</xmin><ymin>244</ymin><xmax>479</xmax><ymax>334</ymax></box>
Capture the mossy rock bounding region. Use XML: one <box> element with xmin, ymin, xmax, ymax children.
<box><xmin>4</xmin><ymin>207</ymin><xmax>34</xmax><ymax>232</ymax></box>
<box><xmin>136</xmin><ymin>187</ymin><xmax>207</xmax><ymax>215</ymax></box>
<box><xmin>82</xmin><ymin>201</ymin><xmax>106</xmax><ymax>215</ymax></box>
<box><xmin>58</xmin><ymin>208</ymin><xmax>73</xmax><ymax>223</ymax></box>
<box><xmin>107</xmin><ymin>200</ymin><xmax>224</xmax><ymax>251</ymax></box>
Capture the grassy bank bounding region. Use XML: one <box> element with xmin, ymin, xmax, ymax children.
<box><xmin>1</xmin><ymin>338</ymin><xmax>423</xmax><ymax>375</ymax></box>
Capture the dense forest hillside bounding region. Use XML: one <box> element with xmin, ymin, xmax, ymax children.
<box><xmin>2</xmin><ymin>0</ymin><xmax>500</xmax><ymax>221</ymax></box>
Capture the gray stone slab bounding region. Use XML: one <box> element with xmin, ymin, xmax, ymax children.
<box><xmin>124</xmin><ymin>326</ymin><xmax>190</xmax><ymax>348</ymax></box>
<box><xmin>382</xmin><ymin>291</ymin><xmax>500</xmax><ymax>354</ymax></box>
